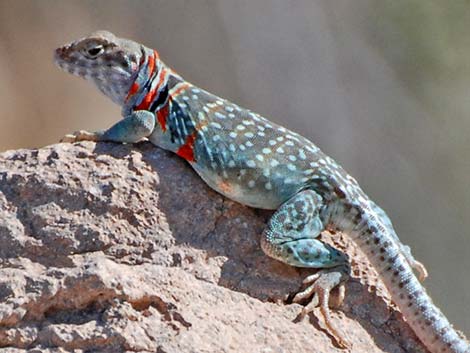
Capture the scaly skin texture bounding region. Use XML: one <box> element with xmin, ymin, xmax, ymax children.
<box><xmin>54</xmin><ymin>31</ymin><xmax>469</xmax><ymax>353</ymax></box>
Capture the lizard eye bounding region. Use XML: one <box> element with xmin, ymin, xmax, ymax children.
<box><xmin>84</xmin><ymin>45</ymin><xmax>104</xmax><ymax>59</ymax></box>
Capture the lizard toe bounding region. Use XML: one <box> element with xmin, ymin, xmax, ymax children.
<box><xmin>292</xmin><ymin>266</ymin><xmax>350</xmax><ymax>350</ymax></box>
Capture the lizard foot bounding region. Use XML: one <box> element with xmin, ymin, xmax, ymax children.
<box><xmin>400</xmin><ymin>245</ymin><xmax>428</xmax><ymax>282</ymax></box>
<box><xmin>60</xmin><ymin>130</ymin><xmax>100</xmax><ymax>143</ymax></box>
<box><xmin>293</xmin><ymin>266</ymin><xmax>350</xmax><ymax>350</ymax></box>
<box><xmin>411</xmin><ymin>259</ymin><xmax>428</xmax><ymax>282</ymax></box>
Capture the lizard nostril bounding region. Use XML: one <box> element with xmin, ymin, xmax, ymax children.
<box><xmin>54</xmin><ymin>46</ymin><xmax>71</xmax><ymax>63</ymax></box>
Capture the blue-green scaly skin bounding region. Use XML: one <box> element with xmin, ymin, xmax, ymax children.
<box><xmin>55</xmin><ymin>31</ymin><xmax>469</xmax><ymax>353</ymax></box>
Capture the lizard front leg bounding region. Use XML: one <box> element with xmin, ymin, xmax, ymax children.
<box><xmin>260</xmin><ymin>189</ymin><xmax>350</xmax><ymax>349</ymax></box>
<box><xmin>61</xmin><ymin>110</ymin><xmax>155</xmax><ymax>143</ymax></box>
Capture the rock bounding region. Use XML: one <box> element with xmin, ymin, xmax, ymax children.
<box><xmin>0</xmin><ymin>142</ymin><xmax>426</xmax><ymax>353</ymax></box>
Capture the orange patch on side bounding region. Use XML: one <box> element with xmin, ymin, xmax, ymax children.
<box><xmin>218</xmin><ymin>180</ymin><xmax>234</xmax><ymax>195</ymax></box>
<box><xmin>176</xmin><ymin>132</ymin><xmax>196</xmax><ymax>162</ymax></box>
<box><xmin>157</xmin><ymin>103</ymin><xmax>169</xmax><ymax>132</ymax></box>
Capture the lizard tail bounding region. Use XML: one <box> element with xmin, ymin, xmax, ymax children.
<box><xmin>346</xmin><ymin>206</ymin><xmax>470</xmax><ymax>353</ymax></box>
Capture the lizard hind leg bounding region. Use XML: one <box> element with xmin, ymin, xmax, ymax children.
<box><xmin>260</xmin><ymin>189</ymin><xmax>351</xmax><ymax>349</ymax></box>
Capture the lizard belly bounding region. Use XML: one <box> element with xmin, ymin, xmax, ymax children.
<box><xmin>190</xmin><ymin>163</ymin><xmax>306</xmax><ymax>210</ymax></box>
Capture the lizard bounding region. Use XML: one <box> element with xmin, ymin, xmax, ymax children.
<box><xmin>54</xmin><ymin>30</ymin><xmax>469</xmax><ymax>353</ymax></box>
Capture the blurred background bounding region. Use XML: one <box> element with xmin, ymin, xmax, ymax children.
<box><xmin>0</xmin><ymin>0</ymin><xmax>469</xmax><ymax>332</ymax></box>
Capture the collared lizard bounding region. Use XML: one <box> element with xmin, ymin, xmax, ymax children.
<box><xmin>54</xmin><ymin>31</ymin><xmax>469</xmax><ymax>353</ymax></box>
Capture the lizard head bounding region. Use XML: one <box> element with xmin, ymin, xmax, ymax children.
<box><xmin>54</xmin><ymin>30</ymin><xmax>145</xmax><ymax>105</ymax></box>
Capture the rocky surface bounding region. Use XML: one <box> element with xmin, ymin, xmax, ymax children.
<box><xmin>0</xmin><ymin>142</ymin><xmax>427</xmax><ymax>353</ymax></box>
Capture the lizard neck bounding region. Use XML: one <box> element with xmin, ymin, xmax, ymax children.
<box><xmin>122</xmin><ymin>47</ymin><xmax>182</xmax><ymax>117</ymax></box>
<box><xmin>123</xmin><ymin>55</ymin><xmax>204</xmax><ymax>162</ymax></box>
<box><xmin>120</xmin><ymin>46</ymin><xmax>200</xmax><ymax>158</ymax></box>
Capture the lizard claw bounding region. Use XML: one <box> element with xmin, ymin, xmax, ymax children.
<box><xmin>60</xmin><ymin>130</ymin><xmax>100</xmax><ymax>143</ymax></box>
<box><xmin>293</xmin><ymin>266</ymin><xmax>350</xmax><ymax>350</ymax></box>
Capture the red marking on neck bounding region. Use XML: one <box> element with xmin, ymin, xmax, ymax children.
<box><xmin>176</xmin><ymin>132</ymin><xmax>196</xmax><ymax>162</ymax></box>
<box><xmin>125</xmin><ymin>51</ymin><xmax>158</xmax><ymax>103</ymax></box>
<box><xmin>135</xmin><ymin>67</ymin><xmax>168</xmax><ymax>111</ymax></box>
<box><xmin>125</xmin><ymin>82</ymin><xmax>140</xmax><ymax>101</ymax></box>
<box><xmin>157</xmin><ymin>103</ymin><xmax>169</xmax><ymax>132</ymax></box>
<box><xmin>147</xmin><ymin>51</ymin><xmax>157</xmax><ymax>77</ymax></box>
<box><xmin>136</xmin><ymin>88</ymin><xmax>157</xmax><ymax>110</ymax></box>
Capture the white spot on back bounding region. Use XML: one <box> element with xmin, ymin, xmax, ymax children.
<box><xmin>228</xmin><ymin>160</ymin><xmax>236</xmax><ymax>168</ymax></box>
<box><xmin>288</xmin><ymin>155</ymin><xmax>297</xmax><ymax>162</ymax></box>
<box><xmin>287</xmin><ymin>164</ymin><xmax>296</xmax><ymax>171</ymax></box>
<box><xmin>265</xmin><ymin>182</ymin><xmax>273</xmax><ymax>190</ymax></box>
<box><xmin>229</xmin><ymin>132</ymin><xmax>237</xmax><ymax>139</ymax></box>
<box><xmin>215</xmin><ymin>112</ymin><xmax>226</xmax><ymax>119</ymax></box>
<box><xmin>248</xmin><ymin>180</ymin><xmax>256</xmax><ymax>188</ymax></box>
<box><xmin>210</xmin><ymin>122</ymin><xmax>222</xmax><ymax>129</ymax></box>
<box><xmin>262</xmin><ymin>148</ymin><xmax>271</xmax><ymax>154</ymax></box>
<box><xmin>246</xmin><ymin>160</ymin><xmax>256</xmax><ymax>168</ymax></box>
<box><xmin>269</xmin><ymin>140</ymin><xmax>276</xmax><ymax>146</ymax></box>
<box><xmin>236</xmin><ymin>125</ymin><xmax>246</xmax><ymax>131</ymax></box>
<box><xmin>306</xmin><ymin>145</ymin><xmax>319</xmax><ymax>153</ymax></box>
<box><xmin>276</xmin><ymin>147</ymin><xmax>285</xmax><ymax>154</ymax></box>
<box><xmin>245</xmin><ymin>132</ymin><xmax>254</xmax><ymax>138</ymax></box>
<box><xmin>256</xmin><ymin>154</ymin><xmax>264</xmax><ymax>162</ymax></box>
<box><xmin>270</xmin><ymin>159</ymin><xmax>279</xmax><ymax>167</ymax></box>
